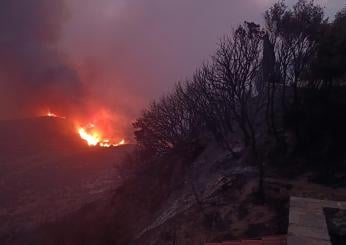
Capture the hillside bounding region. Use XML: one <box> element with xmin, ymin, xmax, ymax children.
<box><xmin>0</xmin><ymin>117</ymin><xmax>84</xmax><ymax>155</ymax></box>
<box><xmin>30</xmin><ymin>138</ymin><xmax>346</xmax><ymax>245</ymax></box>
<box><xmin>27</xmin><ymin>139</ymin><xmax>281</xmax><ymax>244</ymax></box>
<box><xmin>1</xmin><ymin>1</ymin><xmax>345</xmax><ymax>245</ymax></box>
<box><xmin>0</xmin><ymin>117</ymin><xmax>134</xmax><ymax>244</ymax></box>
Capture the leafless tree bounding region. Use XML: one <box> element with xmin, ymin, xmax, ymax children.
<box><xmin>133</xmin><ymin>89</ymin><xmax>199</xmax><ymax>156</ymax></box>
<box><xmin>180</xmin><ymin>65</ymin><xmax>236</xmax><ymax>154</ymax></box>
<box><xmin>265</xmin><ymin>0</ymin><xmax>326</xmax><ymax>105</ymax></box>
<box><xmin>212</xmin><ymin>22</ymin><xmax>266</xmax><ymax>197</ymax></box>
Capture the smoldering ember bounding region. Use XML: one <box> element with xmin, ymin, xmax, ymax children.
<box><xmin>0</xmin><ymin>1</ymin><xmax>346</xmax><ymax>245</ymax></box>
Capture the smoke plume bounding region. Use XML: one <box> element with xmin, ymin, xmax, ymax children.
<box><xmin>0</xmin><ymin>0</ymin><xmax>343</xmax><ymax>125</ymax></box>
<box><xmin>0</xmin><ymin>0</ymin><xmax>83</xmax><ymax>119</ymax></box>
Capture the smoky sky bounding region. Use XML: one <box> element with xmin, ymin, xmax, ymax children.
<box><xmin>62</xmin><ymin>0</ymin><xmax>344</xmax><ymax>119</ymax></box>
<box><xmin>62</xmin><ymin>0</ymin><xmax>267</xmax><ymax>119</ymax></box>
<box><xmin>0</xmin><ymin>0</ymin><xmax>83</xmax><ymax>119</ymax></box>
<box><xmin>0</xmin><ymin>0</ymin><xmax>344</xmax><ymax>121</ymax></box>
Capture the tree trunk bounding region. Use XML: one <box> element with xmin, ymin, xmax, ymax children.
<box><xmin>246</xmin><ymin>116</ymin><xmax>265</xmax><ymax>201</ymax></box>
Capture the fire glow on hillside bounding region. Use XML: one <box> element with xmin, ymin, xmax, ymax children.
<box><xmin>47</xmin><ymin>111</ymin><xmax>66</xmax><ymax>119</ymax></box>
<box><xmin>77</xmin><ymin>124</ymin><xmax>125</xmax><ymax>147</ymax></box>
<box><xmin>46</xmin><ymin>110</ymin><xmax>125</xmax><ymax>148</ymax></box>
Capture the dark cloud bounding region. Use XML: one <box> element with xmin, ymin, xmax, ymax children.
<box><xmin>0</xmin><ymin>0</ymin><xmax>83</xmax><ymax>118</ymax></box>
<box><xmin>63</xmin><ymin>0</ymin><xmax>345</xmax><ymax>119</ymax></box>
<box><xmin>62</xmin><ymin>0</ymin><xmax>268</xmax><ymax>118</ymax></box>
<box><xmin>0</xmin><ymin>0</ymin><xmax>344</xmax><ymax>121</ymax></box>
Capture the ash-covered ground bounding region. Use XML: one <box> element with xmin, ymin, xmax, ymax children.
<box><xmin>0</xmin><ymin>117</ymin><xmax>133</xmax><ymax>242</ymax></box>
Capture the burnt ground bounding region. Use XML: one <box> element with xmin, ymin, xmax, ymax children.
<box><xmin>324</xmin><ymin>208</ymin><xmax>346</xmax><ymax>245</ymax></box>
<box><xmin>2</xmin><ymin>118</ymin><xmax>346</xmax><ymax>245</ymax></box>
<box><xmin>28</xmin><ymin>143</ymin><xmax>286</xmax><ymax>245</ymax></box>
<box><xmin>0</xmin><ymin>118</ymin><xmax>134</xmax><ymax>244</ymax></box>
<box><xmin>30</xmin><ymin>141</ymin><xmax>346</xmax><ymax>245</ymax></box>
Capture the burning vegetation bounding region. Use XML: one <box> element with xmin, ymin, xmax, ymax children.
<box><xmin>77</xmin><ymin>124</ymin><xmax>125</xmax><ymax>147</ymax></box>
<box><xmin>47</xmin><ymin>111</ymin><xmax>66</xmax><ymax>119</ymax></box>
<box><xmin>46</xmin><ymin>110</ymin><xmax>125</xmax><ymax>148</ymax></box>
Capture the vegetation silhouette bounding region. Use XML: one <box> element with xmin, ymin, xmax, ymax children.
<box><xmin>134</xmin><ymin>0</ymin><xmax>346</xmax><ymax>198</ymax></box>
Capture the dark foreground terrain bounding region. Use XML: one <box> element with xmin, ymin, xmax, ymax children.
<box><xmin>27</xmin><ymin>137</ymin><xmax>346</xmax><ymax>245</ymax></box>
<box><xmin>0</xmin><ymin>117</ymin><xmax>133</xmax><ymax>244</ymax></box>
<box><xmin>1</xmin><ymin>118</ymin><xmax>346</xmax><ymax>245</ymax></box>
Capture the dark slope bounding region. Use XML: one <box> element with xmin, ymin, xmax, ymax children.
<box><xmin>0</xmin><ymin>117</ymin><xmax>84</xmax><ymax>155</ymax></box>
<box><xmin>0</xmin><ymin>117</ymin><xmax>133</xmax><ymax>244</ymax></box>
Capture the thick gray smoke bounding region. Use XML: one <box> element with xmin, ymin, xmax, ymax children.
<box><xmin>0</xmin><ymin>0</ymin><xmax>343</xmax><ymax>121</ymax></box>
<box><xmin>0</xmin><ymin>0</ymin><xmax>83</xmax><ymax>119</ymax></box>
<box><xmin>62</xmin><ymin>0</ymin><xmax>267</xmax><ymax>120</ymax></box>
<box><xmin>62</xmin><ymin>0</ymin><xmax>345</xmax><ymax>120</ymax></box>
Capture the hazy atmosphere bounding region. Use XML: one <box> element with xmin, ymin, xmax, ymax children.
<box><xmin>0</xmin><ymin>0</ymin><xmax>343</xmax><ymax>124</ymax></box>
<box><xmin>1</xmin><ymin>1</ymin><xmax>346</xmax><ymax>244</ymax></box>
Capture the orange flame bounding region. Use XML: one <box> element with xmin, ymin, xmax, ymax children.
<box><xmin>47</xmin><ymin>111</ymin><xmax>57</xmax><ymax>117</ymax></box>
<box><xmin>77</xmin><ymin>125</ymin><xmax>125</xmax><ymax>148</ymax></box>
<box><xmin>41</xmin><ymin>109</ymin><xmax>125</xmax><ymax>148</ymax></box>
<box><xmin>46</xmin><ymin>110</ymin><xmax>66</xmax><ymax>119</ymax></box>
<box><xmin>78</xmin><ymin>127</ymin><xmax>100</xmax><ymax>146</ymax></box>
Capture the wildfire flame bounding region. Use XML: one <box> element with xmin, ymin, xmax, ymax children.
<box><xmin>46</xmin><ymin>110</ymin><xmax>66</xmax><ymax>119</ymax></box>
<box><xmin>42</xmin><ymin>110</ymin><xmax>125</xmax><ymax>148</ymax></box>
<box><xmin>77</xmin><ymin>124</ymin><xmax>125</xmax><ymax>148</ymax></box>
<box><xmin>47</xmin><ymin>111</ymin><xmax>57</xmax><ymax>117</ymax></box>
<box><xmin>78</xmin><ymin>127</ymin><xmax>100</xmax><ymax>146</ymax></box>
